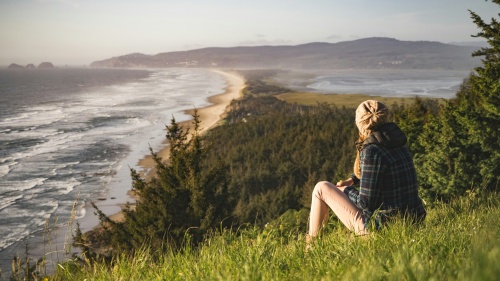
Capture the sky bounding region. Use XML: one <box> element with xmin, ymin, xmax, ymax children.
<box><xmin>0</xmin><ymin>0</ymin><xmax>498</xmax><ymax>66</ymax></box>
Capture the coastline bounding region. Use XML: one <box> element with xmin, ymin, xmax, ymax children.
<box><xmin>107</xmin><ymin>69</ymin><xmax>245</xmax><ymax>222</ymax></box>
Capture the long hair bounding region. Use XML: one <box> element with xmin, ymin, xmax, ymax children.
<box><xmin>353</xmin><ymin>133</ymin><xmax>368</xmax><ymax>179</ymax></box>
<box><xmin>353</xmin><ymin>100</ymin><xmax>389</xmax><ymax>179</ymax></box>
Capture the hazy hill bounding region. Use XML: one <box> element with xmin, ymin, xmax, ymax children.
<box><xmin>90</xmin><ymin>37</ymin><xmax>480</xmax><ymax>70</ymax></box>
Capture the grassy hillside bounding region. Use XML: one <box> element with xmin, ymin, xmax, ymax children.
<box><xmin>51</xmin><ymin>191</ymin><xmax>500</xmax><ymax>280</ymax></box>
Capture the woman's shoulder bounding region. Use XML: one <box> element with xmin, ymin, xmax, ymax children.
<box><xmin>361</xmin><ymin>143</ymin><xmax>389</xmax><ymax>159</ymax></box>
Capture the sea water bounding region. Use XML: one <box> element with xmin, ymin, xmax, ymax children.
<box><xmin>0</xmin><ymin>68</ymin><xmax>226</xmax><ymax>271</ymax></box>
<box><xmin>283</xmin><ymin>69</ymin><xmax>470</xmax><ymax>98</ymax></box>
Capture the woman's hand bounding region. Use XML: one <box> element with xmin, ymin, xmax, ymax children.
<box><xmin>336</xmin><ymin>178</ymin><xmax>354</xmax><ymax>192</ymax></box>
<box><xmin>336</xmin><ymin>178</ymin><xmax>354</xmax><ymax>187</ymax></box>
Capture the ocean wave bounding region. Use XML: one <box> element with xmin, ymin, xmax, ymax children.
<box><xmin>0</xmin><ymin>128</ymin><xmax>63</xmax><ymax>142</ymax></box>
<box><xmin>0</xmin><ymin>194</ymin><xmax>23</xmax><ymax>211</ymax></box>
<box><xmin>0</xmin><ymin>107</ymin><xmax>65</xmax><ymax>128</ymax></box>
<box><xmin>57</xmin><ymin>177</ymin><xmax>82</xmax><ymax>195</ymax></box>
<box><xmin>1</xmin><ymin>177</ymin><xmax>47</xmax><ymax>193</ymax></box>
<box><xmin>0</xmin><ymin>164</ymin><xmax>9</xmax><ymax>177</ymax></box>
<box><xmin>0</xmin><ymin>111</ymin><xmax>39</xmax><ymax>124</ymax></box>
<box><xmin>9</xmin><ymin>133</ymin><xmax>79</xmax><ymax>162</ymax></box>
<box><xmin>0</xmin><ymin>229</ymin><xmax>29</xmax><ymax>251</ymax></box>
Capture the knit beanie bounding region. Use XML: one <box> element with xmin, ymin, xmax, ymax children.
<box><xmin>355</xmin><ymin>100</ymin><xmax>389</xmax><ymax>137</ymax></box>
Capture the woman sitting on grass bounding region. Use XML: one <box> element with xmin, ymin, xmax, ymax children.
<box><xmin>308</xmin><ymin>100</ymin><xmax>426</xmax><ymax>239</ymax></box>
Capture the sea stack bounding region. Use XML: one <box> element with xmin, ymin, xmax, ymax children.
<box><xmin>38</xmin><ymin>62</ymin><xmax>55</xmax><ymax>68</ymax></box>
<box><xmin>26</xmin><ymin>64</ymin><xmax>36</xmax><ymax>68</ymax></box>
<box><xmin>7</xmin><ymin>63</ymin><xmax>24</xmax><ymax>69</ymax></box>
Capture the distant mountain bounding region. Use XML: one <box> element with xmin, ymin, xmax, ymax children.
<box><xmin>90</xmin><ymin>37</ymin><xmax>481</xmax><ymax>70</ymax></box>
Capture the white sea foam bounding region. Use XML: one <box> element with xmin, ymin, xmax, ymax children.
<box><xmin>57</xmin><ymin>177</ymin><xmax>82</xmax><ymax>195</ymax></box>
<box><xmin>1</xmin><ymin>177</ymin><xmax>47</xmax><ymax>193</ymax></box>
<box><xmin>1</xmin><ymin>128</ymin><xmax>63</xmax><ymax>142</ymax></box>
<box><xmin>0</xmin><ymin>164</ymin><xmax>9</xmax><ymax>177</ymax></box>
<box><xmin>0</xmin><ymin>194</ymin><xmax>23</xmax><ymax>211</ymax></box>
<box><xmin>0</xmin><ymin>228</ymin><xmax>29</xmax><ymax>250</ymax></box>
<box><xmin>1</xmin><ymin>107</ymin><xmax>66</xmax><ymax>128</ymax></box>
<box><xmin>0</xmin><ymin>111</ymin><xmax>39</xmax><ymax>124</ymax></box>
<box><xmin>9</xmin><ymin>132</ymin><xmax>84</xmax><ymax>162</ymax></box>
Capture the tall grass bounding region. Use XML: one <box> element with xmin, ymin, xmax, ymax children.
<box><xmin>51</xmin><ymin>191</ymin><xmax>499</xmax><ymax>281</ymax></box>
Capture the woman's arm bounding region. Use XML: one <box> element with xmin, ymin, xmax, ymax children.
<box><xmin>344</xmin><ymin>145</ymin><xmax>385</xmax><ymax>212</ymax></box>
<box><xmin>357</xmin><ymin>145</ymin><xmax>385</xmax><ymax>211</ymax></box>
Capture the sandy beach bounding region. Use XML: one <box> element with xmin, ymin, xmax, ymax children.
<box><xmin>108</xmin><ymin>69</ymin><xmax>245</xmax><ymax>221</ymax></box>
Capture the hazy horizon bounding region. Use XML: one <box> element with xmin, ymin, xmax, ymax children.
<box><xmin>1</xmin><ymin>0</ymin><xmax>497</xmax><ymax>66</ymax></box>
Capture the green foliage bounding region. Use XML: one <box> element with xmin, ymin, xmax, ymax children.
<box><xmin>242</xmin><ymin>79</ymin><xmax>291</xmax><ymax>96</ymax></box>
<box><xmin>240</xmin><ymin>74</ymin><xmax>292</xmax><ymax>96</ymax></box>
<box><xmin>53</xmin><ymin>191</ymin><xmax>500</xmax><ymax>281</ymax></box>
<box><xmin>391</xmin><ymin>96</ymin><xmax>440</xmax><ymax>156</ymax></box>
<box><xmin>408</xmin><ymin>4</ymin><xmax>500</xmax><ymax>200</ymax></box>
<box><xmin>203</xmin><ymin>96</ymin><xmax>358</xmax><ymax>224</ymax></box>
<box><xmin>468</xmin><ymin>1</ymin><xmax>500</xmax><ymax>188</ymax></box>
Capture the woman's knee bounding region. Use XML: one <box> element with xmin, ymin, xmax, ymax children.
<box><xmin>312</xmin><ymin>181</ymin><xmax>332</xmax><ymax>197</ymax></box>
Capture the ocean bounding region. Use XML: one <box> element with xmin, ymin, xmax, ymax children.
<box><xmin>0</xmin><ymin>68</ymin><xmax>226</xmax><ymax>271</ymax></box>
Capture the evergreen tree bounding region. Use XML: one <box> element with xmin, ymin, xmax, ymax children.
<box><xmin>468</xmin><ymin>2</ymin><xmax>500</xmax><ymax>189</ymax></box>
<box><xmin>416</xmin><ymin>2</ymin><xmax>500</xmax><ymax>200</ymax></box>
<box><xmin>79</xmin><ymin>111</ymin><xmax>233</xmax><ymax>257</ymax></box>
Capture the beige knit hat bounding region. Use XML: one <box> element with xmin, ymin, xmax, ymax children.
<box><xmin>355</xmin><ymin>100</ymin><xmax>389</xmax><ymax>137</ymax></box>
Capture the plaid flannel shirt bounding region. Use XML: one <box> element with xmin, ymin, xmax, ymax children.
<box><xmin>344</xmin><ymin>144</ymin><xmax>425</xmax><ymax>229</ymax></box>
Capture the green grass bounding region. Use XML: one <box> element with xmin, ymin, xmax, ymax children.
<box><xmin>277</xmin><ymin>92</ymin><xmax>440</xmax><ymax>108</ymax></box>
<box><xmin>50</xmin><ymin>191</ymin><xmax>500</xmax><ymax>281</ymax></box>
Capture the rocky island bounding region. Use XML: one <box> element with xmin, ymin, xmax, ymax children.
<box><xmin>6</xmin><ymin>62</ymin><xmax>55</xmax><ymax>69</ymax></box>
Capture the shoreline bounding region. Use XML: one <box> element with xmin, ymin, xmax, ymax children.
<box><xmin>107</xmin><ymin>69</ymin><xmax>245</xmax><ymax>222</ymax></box>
